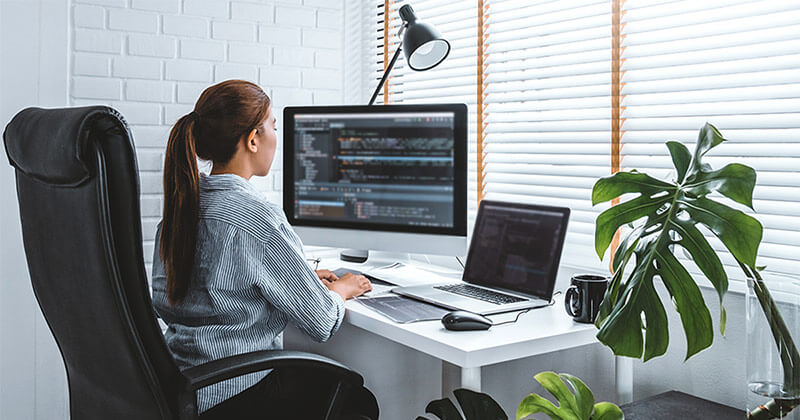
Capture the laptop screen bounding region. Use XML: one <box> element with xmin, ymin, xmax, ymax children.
<box><xmin>463</xmin><ymin>201</ymin><xmax>570</xmax><ymax>300</ymax></box>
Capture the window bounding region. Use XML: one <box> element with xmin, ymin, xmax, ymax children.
<box><xmin>363</xmin><ymin>0</ymin><xmax>800</xmax><ymax>278</ymax></box>
<box><xmin>482</xmin><ymin>0</ymin><xmax>612</xmax><ymax>269</ymax></box>
<box><xmin>366</xmin><ymin>0</ymin><xmax>480</xmax><ymax>228</ymax></box>
<box><xmin>619</xmin><ymin>0</ymin><xmax>800</xmax><ymax>279</ymax></box>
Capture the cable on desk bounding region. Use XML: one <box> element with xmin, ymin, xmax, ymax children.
<box><xmin>490</xmin><ymin>291</ymin><xmax>562</xmax><ymax>327</ymax></box>
<box><xmin>455</xmin><ymin>256</ymin><xmax>465</xmax><ymax>269</ymax></box>
<box><xmin>550</xmin><ymin>290</ymin><xmax>562</xmax><ymax>305</ymax></box>
<box><xmin>491</xmin><ymin>308</ymin><xmax>531</xmax><ymax>326</ymax></box>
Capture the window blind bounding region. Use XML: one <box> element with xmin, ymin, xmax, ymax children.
<box><xmin>369</xmin><ymin>0</ymin><xmax>481</xmax><ymax>235</ymax></box>
<box><xmin>363</xmin><ymin>0</ymin><xmax>800</xmax><ymax>277</ymax></box>
<box><xmin>482</xmin><ymin>0</ymin><xmax>613</xmax><ymax>269</ymax></box>
<box><xmin>619</xmin><ymin>0</ymin><xmax>800</xmax><ymax>280</ymax></box>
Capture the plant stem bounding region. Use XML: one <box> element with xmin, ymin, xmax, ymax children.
<box><xmin>739</xmin><ymin>262</ymin><xmax>800</xmax><ymax>419</ymax></box>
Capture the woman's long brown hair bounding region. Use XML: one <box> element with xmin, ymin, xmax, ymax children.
<box><xmin>161</xmin><ymin>80</ymin><xmax>270</xmax><ymax>305</ymax></box>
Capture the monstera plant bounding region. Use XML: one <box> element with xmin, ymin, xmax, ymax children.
<box><xmin>415</xmin><ymin>374</ymin><xmax>621</xmax><ymax>420</ymax></box>
<box><xmin>592</xmin><ymin>123</ymin><xmax>800</xmax><ymax>418</ymax></box>
<box><xmin>415</xmin><ymin>388</ymin><xmax>507</xmax><ymax>420</ymax></box>
<box><xmin>517</xmin><ymin>372</ymin><xmax>623</xmax><ymax>420</ymax></box>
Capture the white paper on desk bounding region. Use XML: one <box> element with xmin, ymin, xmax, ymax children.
<box><xmin>361</xmin><ymin>283</ymin><xmax>395</xmax><ymax>297</ymax></box>
<box><xmin>364</xmin><ymin>262</ymin><xmax>460</xmax><ymax>287</ymax></box>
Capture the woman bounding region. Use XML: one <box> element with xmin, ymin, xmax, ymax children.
<box><xmin>151</xmin><ymin>80</ymin><xmax>375</xmax><ymax>418</ymax></box>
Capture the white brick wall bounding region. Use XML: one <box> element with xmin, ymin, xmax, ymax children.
<box><xmin>69</xmin><ymin>0</ymin><xmax>345</xmax><ymax>266</ymax></box>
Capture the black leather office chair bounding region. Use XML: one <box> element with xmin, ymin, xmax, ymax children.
<box><xmin>3</xmin><ymin>106</ymin><xmax>378</xmax><ymax>420</ymax></box>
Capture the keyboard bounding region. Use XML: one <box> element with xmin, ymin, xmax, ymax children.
<box><xmin>434</xmin><ymin>283</ymin><xmax>526</xmax><ymax>305</ymax></box>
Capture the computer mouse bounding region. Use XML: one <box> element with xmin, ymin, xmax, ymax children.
<box><xmin>442</xmin><ymin>310</ymin><xmax>492</xmax><ymax>331</ymax></box>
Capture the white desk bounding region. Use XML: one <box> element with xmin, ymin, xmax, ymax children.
<box><xmin>286</xmin><ymin>251</ymin><xmax>633</xmax><ymax>414</ymax></box>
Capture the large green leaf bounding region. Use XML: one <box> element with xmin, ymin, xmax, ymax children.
<box><xmin>423</xmin><ymin>398</ymin><xmax>463</xmax><ymax>420</ymax></box>
<box><xmin>596</xmin><ymin>258</ymin><xmax>669</xmax><ymax>361</ymax></box>
<box><xmin>667</xmin><ymin>141</ymin><xmax>691</xmax><ymax>183</ymax></box>
<box><xmin>592</xmin><ymin>172</ymin><xmax>675</xmax><ymax>205</ymax></box>
<box><xmin>421</xmin><ymin>389</ymin><xmax>507</xmax><ymax>420</ymax></box>
<box><xmin>454</xmin><ymin>389</ymin><xmax>507</xmax><ymax>420</ymax></box>
<box><xmin>560</xmin><ymin>374</ymin><xmax>594</xmax><ymax>420</ymax></box>
<box><xmin>592</xmin><ymin>123</ymin><xmax>763</xmax><ymax>362</ymax></box>
<box><xmin>592</xmin><ymin>403</ymin><xmax>625</xmax><ymax>420</ymax></box>
<box><xmin>517</xmin><ymin>393</ymin><xmax>573</xmax><ymax>420</ymax></box>
<box><xmin>685</xmin><ymin>163</ymin><xmax>756</xmax><ymax>208</ymax></box>
<box><xmin>535</xmin><ymin>372</ymin><xmax>581</xmax><ymax>416</ymax></box>
<box><xmin>682</xmin><ymin>197</ymin><xmax>761</xmax><ymax>267</ymax></box>
<box><xmin>516</xmin><ymin>372</ymin><xmax>623</xmax><ymax>420</ymax></box>
<box><xmin>595</xmin><ymin>195</ymin><xmax>670</xmax><ymax>259</ymax></box>
<box><xmin>692</xmin><ymin>122</ymin><xmax>725</xmax><ymax>170</ymax></box>
<box><xmin>655</xmin><ymin>250</ymin><xmax>713</xmax><ymax>359</ymax></box>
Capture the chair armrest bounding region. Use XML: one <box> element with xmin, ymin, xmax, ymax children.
<box><xmin>181</xmin><ymin>350</ymin><xmax>364</xmax><ymax>391</ymax></box>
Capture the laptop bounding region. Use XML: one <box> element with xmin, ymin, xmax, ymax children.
<box><xmin>393</xmin><ymin>200</ymin><xmax>570</xmax><ymax>315</ymax></box>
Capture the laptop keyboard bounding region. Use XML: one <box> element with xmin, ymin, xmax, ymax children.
<box><xmin>434</xmin><ymin>283</ymin><xmax>526</xmax><ymax>305</ymax></box>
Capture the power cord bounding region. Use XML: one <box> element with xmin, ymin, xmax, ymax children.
<box><xmin>490</xmin><ymin>291</ymin><xmax>561</xmax><ymax>327</ymax></box>
<box><xmin>491</xmin><ymin>308</ymin><xmax>531</xmax><ymax>326</ymax></box>
<box><xmin>551</xmin><ymin>290</ymin><xmax>562</xmax><ymax>304</ymax></box>
<box><xmin>455</xmin><ymin>256</ymin><xmax>465</xmax><ymax>269</ymax></box>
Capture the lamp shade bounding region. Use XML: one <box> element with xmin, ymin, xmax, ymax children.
<box><xmin>400</xmin><ymin>5</ymin><xmax>450</xmax><ymax>71</ymax></box>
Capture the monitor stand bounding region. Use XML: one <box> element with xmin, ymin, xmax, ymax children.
<box><xmin>340</xmin><ymin>249</ymin><xmax>369</xmax><ymax>263</ymax></box>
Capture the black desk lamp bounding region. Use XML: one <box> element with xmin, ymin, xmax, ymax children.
<box><xmin>342</xmin><ymin>4</ymin><xmax>451</xmax><ymax>263</ymax></box>
<box><xmin>367</xmin><ymin>4</ymin><xmax>451</xmax><ymax>105</ymax></box>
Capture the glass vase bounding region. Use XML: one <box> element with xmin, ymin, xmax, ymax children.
<box><xmin>747</xmin><ymin>273</ymin><xmax>800</xmax><ymax>419</ymax></box>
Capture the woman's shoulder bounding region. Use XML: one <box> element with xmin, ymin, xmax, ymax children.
<box><xmin>200</xmin><ymin>186</ymin><xmax>286</xmax><ymax>242</ymax></box>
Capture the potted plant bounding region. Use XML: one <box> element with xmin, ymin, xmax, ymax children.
<box><xmin>516</xmin><ymin>372</ymin><xmax>623</xmax><ymax>420</ymax></box>
<box><xmin>418</xmin><ymin>123</ymin><xmax>798</xmax><ymax>419</ymax></box>
<box><xmin>592</xmin><ymin>123</ymin><xmax>799</xmax><ymax>418</ymax></box>
<box><xmin>416</xmin><ymin>373</ymin><xmax>622</xmax><ymax>420</ymax></box>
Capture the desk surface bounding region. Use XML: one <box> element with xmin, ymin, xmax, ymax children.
<box><xmin>316</xmin><ymin>252</ymin><xmax>599</xmax><ymax>369</ymax></box>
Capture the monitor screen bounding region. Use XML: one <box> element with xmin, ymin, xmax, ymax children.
<box><xmin>283</xmin><ymin>104</ymin><xmax>467</xmax><ymax>237</ymax></box>
<box><xmin>463</xmin><ymin>201</ymin><xmax>570</xmax><ymax>299</ymax></box>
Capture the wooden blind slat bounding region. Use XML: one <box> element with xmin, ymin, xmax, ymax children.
<box><xmin>477</xmin><ymin>0</ymin><xmax>487</xmax><ymax>203</ymax></box>
<box><xmin>610</xmin><ymin>0</ymin><xmax>625</xmax><ymax>266</ymax></box>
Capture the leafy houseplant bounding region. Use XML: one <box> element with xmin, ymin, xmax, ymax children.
<box><xmin>417</xmin><ymin>124</ymin><xmax>798</xmax><ymax>420</ymax></box>
<box><xmin>517</xmin><ymin>372</ymin><xmax>623</xmax><ymax>420</ymax></box>
<box><xmin>591</xmin><ymin>123</ymin><xmax>800</xmax><ymax>418</ymax></box>
<box><xmin>415</xmin><ymin>374</ymin><xmax>621</xmax><ymax>420</ymax></box>
<box><xmin>415</xmin><ymin>388</ymin><xmax>507</xmax><ymax>420</ymax></box>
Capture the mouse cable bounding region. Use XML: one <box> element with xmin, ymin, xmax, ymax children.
<box><xmin>491</xmin><ymin>309</ymin><xmax>531</xmax><ymax>326</ymax></box>
<box><xmin>551</xmin><ymin>290</ymin><xmax>562</xmax><ymax>300</ymax></box>
<box><xmin>490</xmin><ymin>291</ymin><xmax>562</xmax><ymax>327</ymax></box>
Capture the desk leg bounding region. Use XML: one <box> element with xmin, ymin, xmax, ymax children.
<box><xmin>615</xmin><ymin>355</ymin><xmax>633</xmax><ymax>404</ymax></box>
<box><xmin>442</xmin><ymin>361</ymin><xmax>481</xmax><ymax>399</ymax></box>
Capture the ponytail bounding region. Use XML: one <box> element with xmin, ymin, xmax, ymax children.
<box><xmin>160</xmin><ymin>113</ymin><xmax>200</xmax><ymax>305</ymax></box>
<box><xmin>159</xmin><ymin>80</ymin><xmax>271</xmax><ymax>306</ymax></box>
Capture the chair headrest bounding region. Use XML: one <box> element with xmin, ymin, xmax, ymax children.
<box><xmin>4</xmin><ymin>106</ymin><xmax>130</xmax><ymax>185</ymax></box>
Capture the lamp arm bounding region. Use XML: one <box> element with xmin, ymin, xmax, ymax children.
<box><xmin>368</xmin><ymin>45</ymin><xmax>403</xmax><ymax>105</ymax></box>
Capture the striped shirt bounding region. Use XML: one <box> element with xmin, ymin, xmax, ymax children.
<box><xmin>151</xmin><ymin>173</ymin><xmax>345</xmax><ymax>413</ymax></box>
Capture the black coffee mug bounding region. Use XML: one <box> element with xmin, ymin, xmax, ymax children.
<box><xmin>564</xmin><ymin>274</ymin><xmax>609</xmax><ymax>323</ymax></box>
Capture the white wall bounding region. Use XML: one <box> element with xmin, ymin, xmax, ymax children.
<box><xmin>67</xmin><ymin>0</ymin><xmax>345</xmax><ymax>270</ymax></box>
<box><xmin>1</xmin><ymin>0</ymin><xmax>344</xmax><ymax>418</ymax></box>
<box><xmin>1</xmin><ymin>1</ymin><xmax>70</xmax><ymax>419</ymax></box>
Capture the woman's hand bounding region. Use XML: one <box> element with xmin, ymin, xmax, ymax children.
<box><xmin>321</xmin><ymin>272</ymin><xmax>372</xmax><ymax>300</ymax></box>
<box><xmin>315</xmin><ymin>269</ymin><xmax>339</xmax><ymax>282</ymax></box>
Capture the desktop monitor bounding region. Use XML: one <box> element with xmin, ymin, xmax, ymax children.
<box><xmin>283</xmin><ymin>104</ymin><xmax>468</xmax><ymax>259</ymax></box>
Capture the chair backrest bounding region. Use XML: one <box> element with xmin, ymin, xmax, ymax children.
<box><xmin>3</xmin><ymin>106</ymin><xmax>190</xmax><ymax>419</ymax></box>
